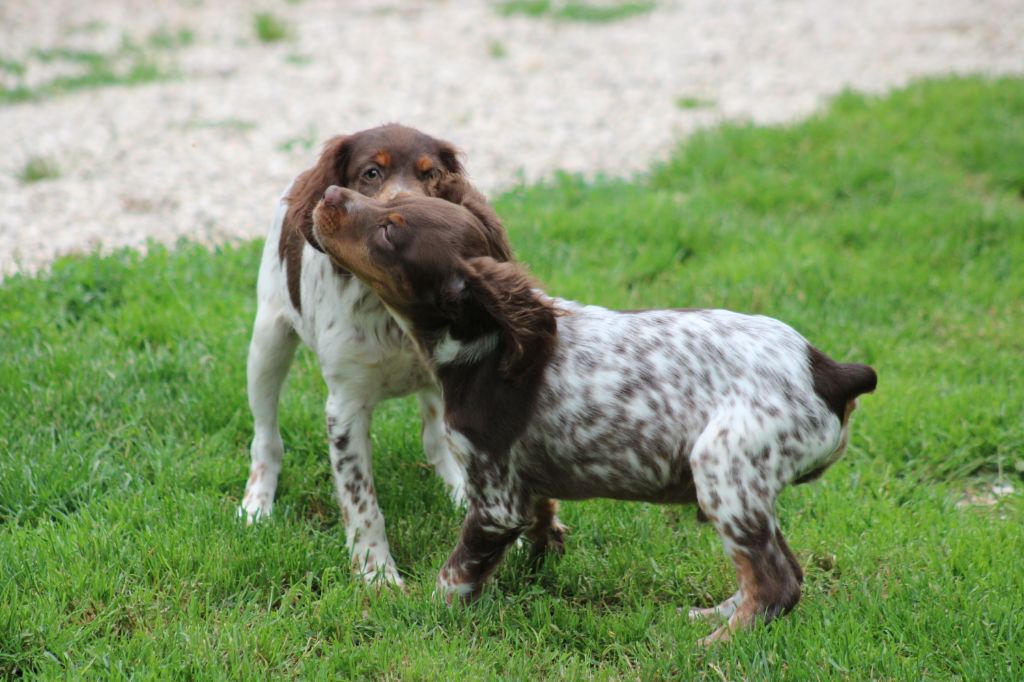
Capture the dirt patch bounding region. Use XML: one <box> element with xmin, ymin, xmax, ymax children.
<box><xmin>2</xmin><ymin>0</ymin><xmax>1022</xmax><ymax>276</ymax></box>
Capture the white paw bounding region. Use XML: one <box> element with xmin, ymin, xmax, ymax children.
<box><xmin>238</xmin><ymin>498</ymin><xmax>272</xmax><ymax>525</ymax></box>
<box><xmin>357</xmin><ymin>561</ymin><xmax>405</xmax><ymax>589</ymax></box>
<box><xmin>434</xmin><ymin>578</ymin><xmax>476</xmax><ymax>604</ymax></box>
<box><xmin>353</xmin><ymin>549</ymin><xmax>404</xmax><ymax>589</ymax></box>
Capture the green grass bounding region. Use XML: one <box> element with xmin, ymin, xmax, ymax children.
<box><xmin>498</xmin><ymin>0</ymin><xmax>656</xmax><ymax>23</ymax></box>
<box><xmin>179</xmin><ymin>118</ymin><xmax>258</xmax><ymax>133</ymax></box>
<box><xmin>276</xmin><ymin>124</ymin><xmax>319</xmax><ymax>153</ymax></box>
<box><xmin>2</xmin><ymin>76</ymin><xmax>1023</xmax><ymax>679</ymax></box>
<box><xmin>283</xmin><ymin>53</ymin><xmax>313</xmax><ymax>67</ymax></box>
<box><xmin>17</xmin><ymin>156</ymin><xmax>60</xmax><ymax>183</ymax></box>
<box><xmin>0</xmin><ymin>29</ymin><xmax>192</xmax><ymax>105</ymax></box>
<box><xmin>148</xmin><ymin>27</ymin><xmax>196</xmax><ymax>51</ymax></box>
<box><xmin>676</xmin><ymin>95</ymin><xmax>715</xmax><ymax>110</ymax></box>
<box><xmin>488</xmin><ymin>40</ymin><xmax>509</xmax><ymax>60</ymax></box>
<box><xmin>0</xmin><ymin>57</ymin><xmax>26</xmax><ymax>77</ymax></box>
<box><xmin>254</xmin><ymin>12</ymin><xmax>291</xmax><ymax>43</ymax></box>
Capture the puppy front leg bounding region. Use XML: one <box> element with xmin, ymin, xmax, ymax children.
<box><xmin>240</xmin><ymin>305</ymin><xmax>298</xmax><ymax>522</ymax></box>
<box><xmin>437</xmin><ymin>503</ymin><xmax>525</xmax><ymax>603</ymax></box>
<box><xmin>325</xmin><ymin>391</ymin><xmax>402</xmax><ymax>587</ymax></box>
<box><xmin>417</xmin><ymin>388</ymin><xmax>467</xmax><ymax>506</ymax></box>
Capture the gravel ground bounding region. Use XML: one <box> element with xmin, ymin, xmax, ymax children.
<box><xmin>1</xmin><ymin>0</ymin><xmax>1022</xmax><ymax>277</ymax></box>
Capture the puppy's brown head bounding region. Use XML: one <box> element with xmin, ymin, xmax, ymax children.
<box><xmin>286</xmin><ymin>124</ymin><xmax>464</xmax><ymax>254</ymax></box>
<box><xmin>313</xmin><ymin>189</ymin><xmax>555</xmax><ymax>379</ymax></box>
<box><xmin>313</xmin><ymin>188</ymin><xmax>489</xmax><ymax>310</ymax></box>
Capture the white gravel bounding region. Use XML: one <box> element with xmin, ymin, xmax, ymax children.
<box><xmin>1</xmin><ymin>0</ymin><xmax>1022</xmax><ymax>277</ymax></box>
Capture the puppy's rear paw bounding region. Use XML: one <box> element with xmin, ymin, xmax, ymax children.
<box><xmin>528</xmin><ymin>519</ymin><xmax>567</xmax><ymax>557</ymax></box>
<box><xmin>698</xmin><ymin>625</ymin><xmax>733</xmax><ymax>646</ymax></box>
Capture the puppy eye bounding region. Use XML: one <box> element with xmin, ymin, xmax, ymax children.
<box><xmin>381</xmin><ymin>223</ymin><xmax>394</xmax><ymax>245</ymax></box>
<box><xmin>363</xmin><ymin>167</ymin><xmax>382</xmax><ymax>181</ymax></box>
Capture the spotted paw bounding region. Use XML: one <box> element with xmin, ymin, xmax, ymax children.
<box><xmin>357</xmin><ymin>561</ymin><xmax>405</xmax><ymax>590</ymax></box>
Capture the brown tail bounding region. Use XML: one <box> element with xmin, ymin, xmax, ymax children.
<box><xmin>807</xmin><ymin>345</ymin><xmax>877</xmax><ymax>422</ymax></box>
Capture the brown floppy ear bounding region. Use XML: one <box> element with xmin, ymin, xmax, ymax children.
<box><xmin>462</xmin><ymin>256</ymin><xmax>557</xmax><ymax>380</ymax></box>
<box><xmin>281</xmin><ymin>135</ymin><xmax>352</xmax><ymax>256</ymax></box>
<box><xmin>437</xmin><ymin>141</ymin><xmax>465</xmax><ymax>175</ymax></box>
<box><xmin>430</xmin><ymin>173</ymin><xmax>514</xmax><ymax>263</ymax></box>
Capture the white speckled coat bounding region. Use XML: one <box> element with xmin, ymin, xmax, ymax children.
<box><xmin>239</xmin><ymin>184</ymin><xmax>464</xmax><ymax>586</ymax></box>
<box><xmin>303</xmin><ymin>188</ymin><xmax>876</xmax><ymax>643</ymax></box>
<box><xmin>434</xmin><ymin>297</ymin><xmax>874</xmax><ymax>643</ymax></box>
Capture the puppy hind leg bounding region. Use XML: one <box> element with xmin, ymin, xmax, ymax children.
<box><xmin>689</xmin><ymin>530</ymin><xmax>803</xmax><ymax>624</ymax></box>
<box><xmin>240</xmin><ymin>309</ymin><xmax>298</xmax><ymax>523</ymax></box>
<box><xmin>698</xmin><ymin>526</ymin><xmax>802</xmax><ymax>645</ymax></box>
<box><xmin>689</xmin><ymin>431</ymin><xmax>801</xmax><ymax>644</ymax></box>
<box><xmin>776</xmin><ymin>527</ymin><xmax>804</xmax><ymax>586</ymax></box>
<box><xmin>524</xmin><ymin>497</ymin><xmax>567</xmax><ymax>557</ymax></box>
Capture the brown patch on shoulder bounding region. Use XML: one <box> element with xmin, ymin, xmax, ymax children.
<box><xmin>374</xmin><ymin>150</ymin><xmax>392</xmax><ymax>168</ymax></box>
<box><xmin>416</xmin><ymin>155</ymin><xmax>434</xmax><ymax>173</ymax></box>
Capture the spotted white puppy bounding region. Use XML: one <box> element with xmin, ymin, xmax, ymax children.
<box><xmin>312</xmin><ymin>187</ymin><xmax>877</xmax><ymax>643</ymax></box>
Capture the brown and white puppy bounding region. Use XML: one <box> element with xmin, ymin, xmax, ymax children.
<box><xmin>312</xmin><ymin>188</ymin><xmax>877</xmax><ymax>643</ymax></box>
<box><xmin>240</xmin><ymin>124</ymin><xmax>562</xmax><ymax>587</ymax></box>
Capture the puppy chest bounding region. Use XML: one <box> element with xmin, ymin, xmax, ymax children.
<box><xmin>314</xmin><ymin>316</ymin><xmax>432</xmax><ymax>397</ymax></box>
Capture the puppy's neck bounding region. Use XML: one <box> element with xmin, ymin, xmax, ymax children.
<box><xmin>387</xmin><ymin>307</ymin><xmax>555</xmax><ymax>459</ymax></box>
<box><xmin>377</xmin><ymin>304</ymin><xmax>499</xmax><ymax>371</ymax></box>
<box><xmin>431</xmin><ymin>330</ymin><xmax>501</xmax><ymax>368</ymax></box>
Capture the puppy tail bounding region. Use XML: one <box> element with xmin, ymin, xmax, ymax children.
<box><xmin>807</xmin><ymin>345</ymin><xmax>877</xmax><ymax>422</ymax></box>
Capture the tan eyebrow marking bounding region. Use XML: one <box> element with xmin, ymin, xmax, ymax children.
<box><xmin>373</xmin><ymin>151</ymin><xmax>392</xmax><ymax>167</ymax></box>
<box><xmin>416</xmin><ymin>155</ymin><xmax>434</xmax><ymax>173</ymax></box>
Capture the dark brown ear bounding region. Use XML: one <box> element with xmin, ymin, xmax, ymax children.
<box><xmin>463</xmin><ymin>256</ymin><xmax>557</xmax><ymax>380</ymax></box>
<box><xmin>281</xmin><ymin>135</ymin><xmax>352</xmax><ymax>256</ymax></box>
<box><xmin>429</xmin><ymin>173</ymin><xmax>514</xmax><ymax>262</ymax></box>
<box><xmin>438</xmin><ymin>142</ymin><xmax>465</xmax><ymax>175</ymax></box>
